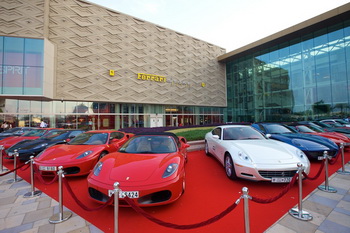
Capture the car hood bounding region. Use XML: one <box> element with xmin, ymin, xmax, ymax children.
<box><xmin>270</xmin><ymin>134</ymin><xmax>333</xmax><ymax>150</ymax></box>
<box><xmin>107</xmin><ymin>153</ymin><xmax>170</xmax><ymax>182</ymax></box>
<box><xmin>229</xmin><ymin>140</ymin><xmax>301</xmax><ymax>164</ymax></box>
<box><xmin>2</xmin><ymin>136</ymin><xmax>39</xmax><ymax>147</ymax></box>
<box><xmin>36</xmin><ymin>144</ymin><xmax>104</xmax><ymax>162</ymax></box>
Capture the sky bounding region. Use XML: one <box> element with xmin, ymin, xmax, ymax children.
<box><xmin>87</xmin><ymin>0</ymin><xmax>350</xmax><ymax>52</ymax></box>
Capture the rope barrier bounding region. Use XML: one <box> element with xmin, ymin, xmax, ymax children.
<box><xmin>251</xmin><ymin>173</ymin><xmax>298</xmax><ymax>204</ymax></box>
<box><xmin>62</xmin><ymin>178</ymin><xmax>114</xmax><ymax>211</ymax></box>
<box><xmin>302</xmin><ymin>161</ymin><xmax>325</xmax><ymax>180</ymax></box>
<box><xmin>0</xmin><ymin>162</ymin><xmax>27</xmax><ymax>176</ymax></box>
<box><xmin>124</xmin><ymin>195</ymin><xmax>240</xmax><ymax>230</ymax></box>
<box><xmin>33</xmin><ymin>165</ymin><xmax>58</xmax><ymax>185</ymax></box>
<box><xmin>329</xmin><ymin>150</ymin><xmax>340</xmax><ymax>165</ymax></box>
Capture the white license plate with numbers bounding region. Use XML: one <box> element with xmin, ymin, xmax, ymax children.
<box><xmin>108</xmin><ymin>190</ymin><xmax>139</xmax><ymax>198</ymax></box>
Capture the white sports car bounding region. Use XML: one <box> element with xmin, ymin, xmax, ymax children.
<box><xmin>205</xmin><ymin>125</ymin><xmax>310</xmax><ymax>182</ymax></box>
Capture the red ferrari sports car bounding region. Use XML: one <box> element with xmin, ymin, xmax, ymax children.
<box><xmin>0</xmin><ymin>128</ymin><xmax>58</xmax><ymax>156</ymax></box>
<box><xmin>34</xmin><ymin>130</ymin><xmax>133</xmax><ymax>176</ymax></box>
<box><xmin>87</xmin><ymin>132</ymin><xmax>190</xmax><ymax>207</ymax></box>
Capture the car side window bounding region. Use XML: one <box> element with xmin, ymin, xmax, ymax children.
<box><xmin>212</xmin><ymin>128</ymin><xmax>221</xmax><ymax>139</ymax></box>
<box><xmin>110</xmin><ymin>132</ymin><xmax>124</xmax><ymax>140</ymax></box>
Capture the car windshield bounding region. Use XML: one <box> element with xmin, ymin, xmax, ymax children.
<box><xmin>68</xmin><ymin>132</ymin><xmax>108</xmax><ymax>145</ymax></box>
<box><xmin>21</xmin><ymin>129</ymin><xmax>47</xmax><ymax>137</ymax></box>
<box><xmin>307</xmin><ymin>124</ymin><xmax>324</xmax><ymax>132</ymax></box>
<box><xmin>223</xmin><ymin>127</ymin><xmax>265</xmax><ymax>140</ymax></box>
<box><xmin>264</xmin><ymin>124</ymin><xmax>293</xmax><ymax>134</ymax></box>
<box><xmin>41</xmin><ymin>130</ymin><xmax>67</xmax><ymax>139</ymax></box>
<box><xmin>119</xmin><ymin>135</ymin><xmax>177</xmax><ymax>154</ymax></box>
<box><xmin>335</xmin><ymin>119</ymin><xmax>349</xmax><ymax>124</ymax></box>
<box><xmin>296</xmin><ymin>125</ymin><xmax>315</xmax><ymax>133</ymax></box>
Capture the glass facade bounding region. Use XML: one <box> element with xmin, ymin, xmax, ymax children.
<box><xmin>0</xmin><ymin>99</ymin><xmax>223</xmax><ymax>129</ymax></box>
<box><xmin>0</xmin><ymin>36</ymin><xmax>44</xmax><ymax>95</ymax></box>
<box><xmin>225</xmin><ymin>20</ymin><xmax>350</xmax><ymax>123</ymax></box>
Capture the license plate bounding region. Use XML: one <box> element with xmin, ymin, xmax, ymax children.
<box><xmin>271</xmin><ymin>177</ymin><xmax>292</xmax><ymax>183</ymax></box>
<box><xmin>108</xmin><ymin>190</ymin><xmax>139</xmax><ymax>198</ymax></box>
<box><xmin>39</xmin><ymin>166</ymin><xmax>57</xmax><ymax>171</ymax></box>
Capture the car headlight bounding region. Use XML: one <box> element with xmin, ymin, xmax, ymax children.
<box><xmin>238</xmin><ymin>151</ymin><xmax>251</xmax><ymax>162</ymax></box>
<box><xmin>296</xmin><ymin>149</ymin><xmax>306</xmax><ymax>159</ymax></box>
<box><xmin>93</xmin><ymin>161</ymin><xmax>103</xmax><ymax>176</ymax></box>
<box><xmin>76</xmin><ymin>150</ymin><xmax>93</xmax><ymax>159</ymax></box>
<box><xmin>33</xmin><ymin>143</ymin><xmax>48</xmax><ymax>149</ymax></box>
<box><xmin>162</xmin><ymin>163</ymin><xmax>178</xmax><ymax>178</ymax></box>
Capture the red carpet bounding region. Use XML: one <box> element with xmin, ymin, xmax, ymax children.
<box><xmin>3</xmin><ymin>150</ymin><xmax>349</xmax><ymax>233</ymax></box>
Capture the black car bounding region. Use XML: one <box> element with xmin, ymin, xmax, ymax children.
<box><xmin>0</xmin><ymin>127</ymin><xmax>36</xmax><ymax>141</ymax></box>
<box><xmin>6</xmin><ymin>129</ymin><xmax>85</xmax><ymax>161</ymax></box>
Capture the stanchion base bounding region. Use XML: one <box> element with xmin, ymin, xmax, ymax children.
<box><xmin>318</xmin><ymin>185</ymin><xmax>337</xmax><ymax>193</ymax></box>
<box><xmin>0</xmin><ymin>168</ymin><xmax>9</xmax><ymax>173</ymax></box>
<box><xmin>336</xmin><ymin>169</ymin><xmax>350</xmax><ymax>175</ymax></box>
<box><xmin>23</xmin><ymin>190</ymin><xmax>42</xmax><ymax>198</ymax></box>
<box><xmin>6</xmin><ymin>178</ymin><xmax>23</xmax><ymax>184</ymax></box>
<box><xmin>288</xmin><ymin>208</ymin><xmax>313</xmax><ymax>221</ymax></box>
<box><xmin>49</xmin><ymin>211</ymin><xmax>72</xmax><ymax>224</ymax></box>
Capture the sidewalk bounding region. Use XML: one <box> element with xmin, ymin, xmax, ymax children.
<box><xmin>265</xmin><ymin>163</ymin><xmax>350</xmax><ymax>233</ymax></box>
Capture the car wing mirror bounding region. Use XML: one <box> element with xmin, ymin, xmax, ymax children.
<box><xmin>183</xmin><ymin>143</ymin><xmax>190</xmax><ymax>149</ymax></box>
<box><xmin>213</xmin><ymin>135</ymin><xmax>219</xmax><ymax>139</ymax></box>
<box><xmin>266</xmin><ymin>134</ymin><xmax>271</xmax><ymax>138</ymax></box>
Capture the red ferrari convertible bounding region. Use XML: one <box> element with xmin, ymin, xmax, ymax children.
<box><xmin>34</xmin><ymin>130</ymin><xmax>133</xmax><ymax>176</ymax></box>
<box><xmin>87</xmin><ymin>132</ymin><xmax>190</xmax><ymax>207</ymax></box>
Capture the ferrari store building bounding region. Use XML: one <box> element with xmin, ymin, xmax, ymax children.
<box><xmin>0</xmin><ymin>0</ymin><xmax>226</xmax><ymax>129</ymax></box>
<box><xmin>1</xmin><ymin>1</ymin><xmax>350</xmax><ymax>129</ymax></box>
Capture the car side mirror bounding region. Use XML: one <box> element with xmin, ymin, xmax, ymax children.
<box><xmin>65</xmin><ymin>138</ymin><xmax>71</xmax><ymax>143</ymax></box>
<box><xmin>183</xmin><ymin>143</ymin><xmax>190</xmax><ymax>149</ymax></box>
<box><xmin>213</xmin><ymin>135</ymin><xmax>219</xmax><ymax>139</ymax></box>
<box><xmin>266</xmin><ymin>134</ymin><xmax>271</xmax><ymax>138</ymax></box>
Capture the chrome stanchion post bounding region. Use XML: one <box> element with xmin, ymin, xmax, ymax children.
<box><xmin>289</xmin><ymin>163</ymin><xmax>312</xmax><ymax>221</ymax></box>
<box><xmin>49</xmin><ymin>166</ymin><xmax>72</xmax><ymax>223</ymax></box>
<box><xmin>6</xmin><ymin>150</ymin><xmax>23</xmax><ymax>183</ymax></box>
<box><xmin>337</xmin><ymin>143</ymin><xmax>350</xmax><ymax>175</ymax></box>
<box><xmin>242</xmin><ymin>187</ymin><xmax>250</xmax><ymax>233</ymax></box>
<box><xmin>114</xmin><ymin>182</ymin><xmax>120</xmax><ymax>233</ymax></box>
<box><xmin>24</xmin><ymin>156</ymin><xmax>42</xmax><ymax>198</ymax></box>
<box><xmin>0</xmin><ymin>145</ymin><xmax>8</xmax><ymax>173</ymax></box>
<box><xmin>318</xmin><ymin>151</ymin><xmax>337</xmax><ymax>193</ymax></box>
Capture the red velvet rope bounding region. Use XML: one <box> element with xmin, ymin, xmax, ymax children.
<box><xmin>251</xmin><ymin>172</ymin><xmax>298</xmax><ymax>204</ymax></box>
<box><xmin>124</xmin><ymin>196</ymin><xmax>239</xmax><ymax>230</ymax></box>
<box><xmin>63</xmin><ymin>178</ymin><xmax>114</xmax><ymax>211</ymax></box>
<box><xmin>302</xmin><ymin>161</ymin><xmax>325</xmax><ymax>180</ymax></box>
<box><xmin>329</xmin><ymin>150</ymin><xmax>340</xmax><ymax>165</ymax></box>
<box><xmin>33</xmin><ymin>165</ymin><xmax>58</xmax><ymax>185</ymax></box>
<box><xmin>0</xmin><ymin>162</ymin><xmax>27</xmax><ymax>176</ymax></box>
<box><xmin>19</xmin><ymin>163</ymin><xmax>30</xmax><ymax>171</ymax></box>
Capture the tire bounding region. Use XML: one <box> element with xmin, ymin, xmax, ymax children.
<box><xmin>98</xmin><ymin>152</ymin><xmax>108</xmax><ymax>160</ymax></box>
<box><xmin>205</xmin><ymin>141</ymin><xmax>211</xmax><ymax>156</ymax></box>
<box><xmin>224</xmin><ymin>154</ymin><xmax>237</xmax><ymax>180</ymax></box>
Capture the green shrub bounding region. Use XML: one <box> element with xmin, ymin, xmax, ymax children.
<box><xmin>167</xmin><ymin>127</ymin><xmax>214</xmax><ymax>141</ymax></box>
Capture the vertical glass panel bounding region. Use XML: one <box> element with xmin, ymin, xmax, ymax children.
<box><xmin>0</xmin><ymin>36</ymin><xmax>3</xmax><ymax>64</ymax></box>
<box><xmin>4</xmin><ymin>37</ymin><xmax>24</xmax><ymax>65</ymax></box>
<box><xmin>23</xmin><ymin>67</ymin><xmax>43</xmax><ymax>95</ymax></box>
<box><xmin>24</xmin><ymin>39</ymin><xmax>44</xmax><ymax>66</ymax></box>
<box><xmin>2</xmin><ymin>66</ymin><xmax>23</xmax><ymax>94</ymax></box>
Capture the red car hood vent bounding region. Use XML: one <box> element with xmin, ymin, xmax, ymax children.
<box><xmin>109</xmin><ymin>154</ymin><xmax>162</xmax><ymax>182</ymax></box>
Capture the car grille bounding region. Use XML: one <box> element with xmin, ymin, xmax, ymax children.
<box><xmin>259</xmin><ymin>170</ymin><xmax>297</xmax><ymax>179</ymax></box>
